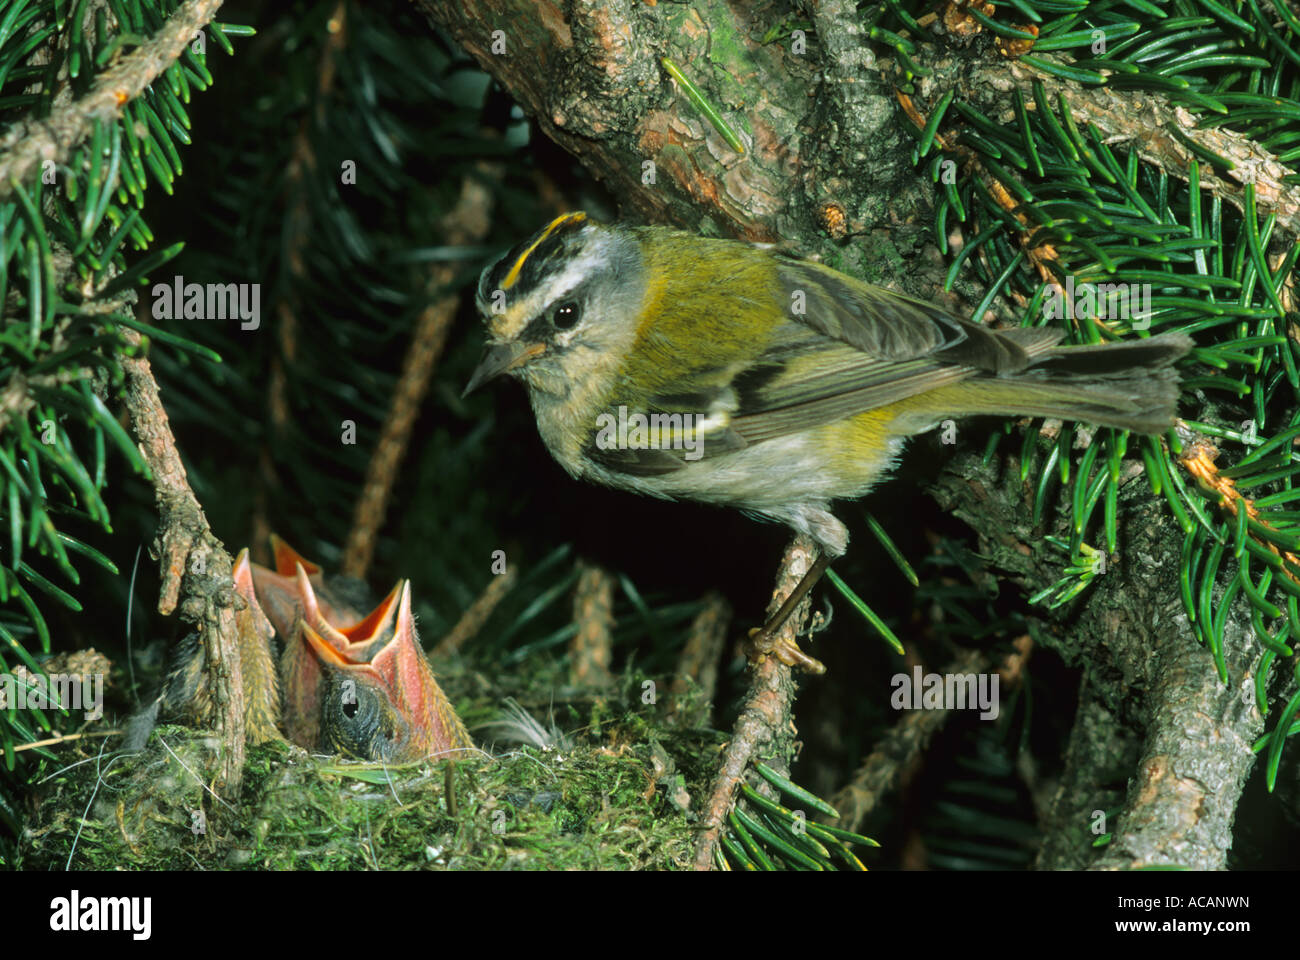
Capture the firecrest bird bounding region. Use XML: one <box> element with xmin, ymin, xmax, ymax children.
<box><xmin>464</xmin><ymin>212</ymin><xmax>1192</xmax><ymax>671</ymax></box>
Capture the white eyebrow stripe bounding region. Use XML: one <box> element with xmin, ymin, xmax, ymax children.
<box><xmin>531</xmin><ymin>230</ymin><xmax>613</xmax><ymax>311</ymax></box>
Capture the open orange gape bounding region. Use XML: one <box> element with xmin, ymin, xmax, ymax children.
<box><xmin>158</xmin><ymin>536</ymin><xmax>472</xmax><ymax>763</ymax></box>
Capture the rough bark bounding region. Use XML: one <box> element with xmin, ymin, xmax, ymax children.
<box><xmin>414</xmin><ymin>0</ymin><xmax>936</xmax><ymax>251</ymax></box>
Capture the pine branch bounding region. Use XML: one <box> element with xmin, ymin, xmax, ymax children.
<box><xmin>995</xmin><ymin>65</ymin><xmax>1300</xmax><ymax>234</ymax></box>
<box><xmin>0</xmin><ymin>0</ymin><xmax>225</xmax><ymax>198</ymax></box>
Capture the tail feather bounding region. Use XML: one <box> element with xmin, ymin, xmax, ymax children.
<box><xmin>946</xmin><ymin>370</ymin><xmax>1182</xmax><ymax>433</ymax></box>
<box><xmin>901</xmin><ymin>332</ymin><xmax>1192</xmax><ymax>435</ymax></box>
<box><xmin>1025</xmin><ymin>331</ymin><xmax>1193</xmax><ymax>379</ymax></box>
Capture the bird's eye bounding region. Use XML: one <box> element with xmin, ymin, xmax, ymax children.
<box><xmin>553</xmin><ymin>301</ymin><xmax>581</xmax><ymax>330</ymax></box>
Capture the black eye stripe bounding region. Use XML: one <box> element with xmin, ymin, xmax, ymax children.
<box><xmin>519</xmin><ymin>314</ymin><xmax>551</xmax><ymax>343</ymax></box>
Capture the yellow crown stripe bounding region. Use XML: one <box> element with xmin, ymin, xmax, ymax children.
<box><xmin>501</xmin><ymin>211</ymin><xmax>587</xmax><ymax>290</ymax></box>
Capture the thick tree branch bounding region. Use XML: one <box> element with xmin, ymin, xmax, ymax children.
<box><xmin>415</xmin><ymin>0</ymin><xmax>937</xmax><ymax>243</ymax></box>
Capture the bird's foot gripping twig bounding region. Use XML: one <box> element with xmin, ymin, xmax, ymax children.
<box><xmin>743</xmin><ymin>553</ymin><xmax>831</xmax><ymax>675</ymax></box>
<box><xmin>694</xmin><ymin>537</ymin><xmax>818</xmax><ymax>869</ymax></box>
<box><xmin>745</xmin><ymin>627</ymin><xmax>827</xmax><ymax>675</ymax></box>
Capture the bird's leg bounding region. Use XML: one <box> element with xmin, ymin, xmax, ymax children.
<box><xmin>744</xmin><ymin>553</ymin><xmax>831</xmax><ymax>674</ymax></box>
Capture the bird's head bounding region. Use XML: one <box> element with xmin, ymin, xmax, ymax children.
<box><xmin>464</xmin><ymin>211</ymin><xmax>646</xmax><ymax>400</ymax></box>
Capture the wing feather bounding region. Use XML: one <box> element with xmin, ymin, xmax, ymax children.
<box><xmin>587</xmin><ymin>250</ymin><xmax>1064</xmax><ymax>475</ymax></box>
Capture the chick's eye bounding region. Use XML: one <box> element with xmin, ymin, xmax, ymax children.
<box><xmin>553</xmin><ymin>301</ymin><xmax>581</xmax><ymax>330</ymax></box>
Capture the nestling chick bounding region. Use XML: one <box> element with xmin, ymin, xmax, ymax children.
<box><xmin>296</xmin><ymin>575</ymin><xmax>473</xmax><ymax>763</ymax></box>
<box><xmin>131</xmin><ymin>538</ymin><xmax>471</xmax><ymax>762</ymax></box>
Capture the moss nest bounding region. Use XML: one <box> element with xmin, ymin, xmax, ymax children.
<box><xmin>17</xmin><ymin>700</ymin><xmax>726</xmax><ymax>870</ymax></box>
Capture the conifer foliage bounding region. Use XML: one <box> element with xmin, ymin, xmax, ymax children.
<box><xmin>1</xmin><ymin>0</ymin><xmax>1298</xmax><ymax>869</ymax></box>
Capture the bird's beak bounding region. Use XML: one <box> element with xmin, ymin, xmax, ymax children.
<box><xmin>251</xmin><ymin>535</ymin><xmax>366</xmax><ymax>638</ymax></box>
<box><xmin>306</xmin><ymin>580</ymin><xmax>471</xmax><ymax>761</ymax></box>
<box><xmin>302</xmin><ymin>581</ymin><xmax>416</xmax><ymax>678</ymax></box>
<box><xmin>462</xmin><ymin>341</ymin><xmax>546</xmax><ymax>397</ymax></box>
<box><xmin>280</xmin><ymin>569</ymin><xmax>403</xmax><ymax>748</ymax></box>
<box><xmin>270</xmin><ymin>533</ymin><xmax>321</xmax><ymax>577</ymax></box>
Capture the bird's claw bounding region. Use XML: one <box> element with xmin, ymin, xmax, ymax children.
<box><xmin>745</xmin><ymin>626</ymin><xmax>827</xmax><ymax>675</ymax></box>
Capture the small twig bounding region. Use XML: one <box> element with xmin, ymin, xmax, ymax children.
<box><xmin>830</xmin><ymin>637</ymin><xmax>1033</xmax><ymax>832</ymax></box>
<box><xmin>1177</xmin><ymin>426</ymin><xmax>1300</xmax><ymax>589</ymax></box>
<box><xmin>669</xmin><ymin>592</ymin><xmax>730</xmax><ymax>728</ymax></box>
<box><xmin>830</xmin><ymin>648</ymin><xmax>985</xmax><ymax>832</ymax></box>
<box><xmin>0</xmin><ymin>368</ymin><xmax>94</xmax><ymax>435</ymax></box>
<box><xmin>569</xmin><ymin>560</ymin><xmax>615</xmax><ymax>688</ymax></box>
<box><xmin>0</xmin><ymin>729</ymin><xmax>121</xmax><ymax>758</ymax></box>
<box><xmin>252</xmin><ymin>4</ymin><xmax>346</xmax><ymax>558</ymax></box>
<box><xmin>342</xmin><ymin>178</ymin><xmax>494</xmax><ymax>578</ymax></box>
<box><xmin>693</xmin><ymin>537</ymin><xmax>815</xmax><ymax>870</ymax></box>
<box><xmin>432</xmin><ymin>564</ymin><xmax>519</xmax><ymax>658</ymax></box>
<box><xmin>121</xmin><ymin>327</ymin><xmax>245</xmax><ymax>797</ymax></box>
